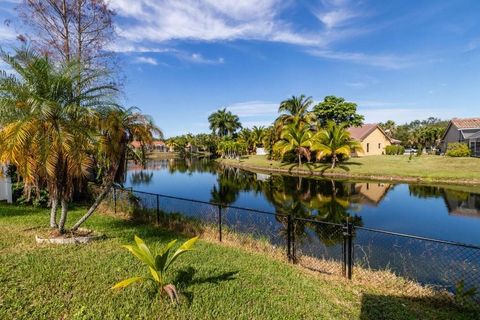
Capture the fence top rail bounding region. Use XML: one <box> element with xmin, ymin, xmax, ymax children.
<box><xmin>355</xmin><ymin>226</ymin><xmax>480</xmax><ymax>250</ymax></box>
<box><xmin>116</xmin><ymin>186</ymin><xmax>480</xmax><ymax>250</ymax></box>
<box><xmin>293</xmin><ymin>217</ymin><xmax>344</xmax><ymax>227</ymax></box>
<box><xmin>116</xmin><ymin>187</ymin><xmax>282</xmax><ymax>217</ymax></box>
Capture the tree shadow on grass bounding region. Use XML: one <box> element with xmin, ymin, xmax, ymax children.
<box><xmin>360</xmin><ymin>293</ymin><xmax>479</xmax><ymax>320</ymax></box>
<box><xmin>173</xmin><ymin>266</ymin><xmax>238</xmax><ymax>305</ymax></box>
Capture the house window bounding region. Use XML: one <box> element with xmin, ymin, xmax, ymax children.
<box><xmin>378</xmin><ymin>143</ymin><xmax>381</xmax><ymax>149</ymax></box>
<box><xmin>366</xmin><ymin>143</ymin><xmax>370</xmax><ymax>153</ymax></box>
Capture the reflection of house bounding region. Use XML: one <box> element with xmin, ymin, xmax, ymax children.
<box><xmin>186</xmin><ymin>143</ymin><xmax>198</xmax><ymax>153</ymax></box>
<box><xmin>443</xmin><ymin>192</ymin><xmax>480</xmax><ymax>217</ymax></box>
<box><xmin>351</xmin><ymin>182</ymin><xmax>391</xmax><ymax>206</ymax></box>
<box><xmin>441</xmin><ymin>118</ymin><xmax>480</xmax><ymax>157</ymax></box>
<box><xmin>348</xmin><ymin>124</ymin><xmax>393</xmax><ymax>156</ymax></box>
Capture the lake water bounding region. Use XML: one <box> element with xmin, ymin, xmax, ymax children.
<box><xmin>125</xmin><ymin>157</ymin><xmax>480</xmax><ymax>246</ymax></box>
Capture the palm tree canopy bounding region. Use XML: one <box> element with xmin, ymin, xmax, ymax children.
<box><xmin>276</xmin><ymin>95</ymin><xmax>316</xmax><ymax>126</ymax></box>
<box><xmin>208</xmin><ymin>108</ymin><xmax>242</xmax><ymax>137</ymax></box>
<box><xmin>311</xmin><ymin>121</ymin><xmax>362</xmax><ymax>161</ymax></box>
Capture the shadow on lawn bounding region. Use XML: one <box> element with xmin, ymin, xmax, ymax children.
<box><xmin>359</xmin><ymin>293</ymin><xmax>479</xmax><ymax>320</ymax></box>
<box><xmin>174</xmin><ymin>267</ymin><xmax>238</xmax><ymax>304</ymax></box>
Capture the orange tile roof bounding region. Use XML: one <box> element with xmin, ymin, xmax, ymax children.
<box><xmin>131</xmin><ymin>141</ymin><xmax>142</xmax><ymax>148</ymax></box>
<box><xmin>153</xmin><ymin>141</ymin><xmax>165</xmax><ymax>146</ymax></box>
<box><xmin>347</xmin><ymin>124</ymin><xmax>378</xmax><ymax>141</ymax></box>
<box><xmin>451</xmin><ymin>118</ymin><xmax>480</xmax><ymax>129</ymax></box>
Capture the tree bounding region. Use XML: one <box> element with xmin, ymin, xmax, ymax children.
<box><xmin>273</xmin><ymin>123</ymin><xmax>314</xmax><ymax>167</ymax></box>
<box><xmin>16</xmin><ymin>0</ymin><xmax>115</xmax><ymax>68</ymax></box>
<box><xmin>0</xmin><ymin>49</ymin><xmax>117</xmax><ymax>233</ymax></box>
<box><xmin>313</xmin><ymin>96</ymin><xmax>364</xmax><ymax>127</ymax></box>
<box><xmin>276</xmin><ymin>94</ymin><xmax>315</xmax><ymax>127</ymax></box>
<box><xmin>311</xmin><ymin>121</ymin><xmax>362</xmax><ymax>169</ymax></box>
<box><xmin>379</xmin><ymin>120</ymin><xmax>396</xmax><ymax>138</ymax></box>
<box><xmin>72</xmin><ymin>107</ymin><xmax>162</xmax><ymax>231</ymax></box>
<box><xmin>208</xmin><ymin>108</ymin><xmax>242</xmax><ymax>137</ymax></box>
<box><xmin>251</xmin><ymin>126</ymin><xmax>265</xmax><ymax>150</ymax></box>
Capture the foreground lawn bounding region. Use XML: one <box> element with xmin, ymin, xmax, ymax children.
<box><xmin>220</xmin><ymin>155</ymin><xmax>480</xmax><ymax>185</ymax></box>
<box><xmin>0</xmin><ymin>204</ymin><xmax>476</xmax><ymax>319</ymax></box>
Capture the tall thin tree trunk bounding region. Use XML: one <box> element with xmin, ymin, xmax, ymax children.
<box><xmin>71</xmin><ymin>180</ymin><xmax>114</xmax><ymax>231</ymax></box>
<box><xmin>58</xmin><ymin>198</ymin><xmax>68</xmax><ymax>233</ymax></box>
<box><xmin>298</xmin><ymin>154</ymin><xmax>302</xmax><ymax>168</ymax></box>
<box><xmin>50</xmin><ymin>198</ymin><xmax>58</xmax><ymax>228</ymax></box>
<box><xmin>331</xmin><ymin>153</ymin><xmax>336</xmax><ymax>169</ymax></box>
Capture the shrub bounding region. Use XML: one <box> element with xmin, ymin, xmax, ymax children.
<box><xmin>111</xmin><ymin>235</ymin><xmax>198</xmax><ymax>303</ymax></box>
<box><xmin>385</xmin><ymin>145</ymin><xmax>405</xmax><ymax>155</ymax></box>
<box><xmin>446</xmin><ymin>143</ymin><xmax>471</xmax><ymax>157</ymax></box>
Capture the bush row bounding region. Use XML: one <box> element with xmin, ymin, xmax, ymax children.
<box><xmin>385</xmin><ymin>145</ymin><xmax>405</xmax><ymax>155</ymax></box>
<box><xmin>446</xmin><ymin>143</ymin><xmax>471</xmax><ymax>157</ymax></box>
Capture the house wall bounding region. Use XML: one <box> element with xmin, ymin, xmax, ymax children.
<box><xmin>354</xmin><ymin>128</ymin><xmax>391</xmax><ymax>156</ymax></box>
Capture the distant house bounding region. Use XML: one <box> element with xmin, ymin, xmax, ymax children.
<box><xmin>441</xmin><ymin>118</ymin><xmax>480</xmax><ymax>157</ymax></box>
<box><xmin>347</xmin><ymin>124</ymin><xmax>392</xmax><ymax>156</ymax></box>
<box><xmin>152</xmin><ymin>141</ymin><xmax>167</xmax><ymax>152</ymax></box>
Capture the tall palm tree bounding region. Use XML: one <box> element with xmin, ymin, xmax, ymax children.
<box><xmin>72</xmin><ymin>107</ymin><xmax>162</xmax><ymax>231</ymax></box>
<box><xmin>251</xmin><ymin>126</ymin><xmax>265</xmax><ymax>150</ymax></box>
<box><xmin>311</xmin><ymin>121</ymin><xmax>362</xmax><ymax>169</ymax></box>
<box><xmin>273</xmin><ymin>123</ymin><xmax>314</xmax><ymax>167</ymax></box>
<box><xmin>208</xmin><ymin>108</ymin><xmax>242</xmax><ymax>137</ymax></box>
<box><xmin>276</xmin><ymin>95</ymin><xmax>316</xmax><ymax>127</ymax></box>
<box><xmin>0</xmin><ymin>49</ymin><xmax>116</xmax><ymax>233</ymax></box>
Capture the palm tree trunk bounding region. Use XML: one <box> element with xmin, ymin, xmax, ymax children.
<box><xmin>58</xmin><ymin>198</ymin><xmax>68</xmax><ymax>233</ymax></box>
<box><xmin>71</xmin><ymin>180</ymin><xmax>114</xmax><ymax>231</ymax></box>
<box><xmin>331</xmin><ymin>153</ymin><xmax>336</xmax><ymax>169</ymax></box>
<box><xmin>50</xmin><ymin>198</ymin><xmax>58</xmax><ymax>228</ymax></box>
<box><xmin>298</xmin><ymin>154</ymin><xmax>302</xmax><ymax>168</ymax></box>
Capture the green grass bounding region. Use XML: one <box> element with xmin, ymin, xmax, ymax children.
<box><xmin>220</xmin><ymin>155</ymin><xmax>480</xmax><ymax>185</ymax></box>
<box><xmin>0</xmin><ymin>204</ymin><xmax>476</xmax><ymax>319</ymax></box>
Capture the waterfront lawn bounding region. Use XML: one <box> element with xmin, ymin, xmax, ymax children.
<box><xmin>0</xmin><ymin>204</ymin><xmax>475</xmax><ymax>320</ymax></box>
<box><xmin>221</xmin><ymin>155</ymin><xmax>480</xmax><ymax>184</ymax></box>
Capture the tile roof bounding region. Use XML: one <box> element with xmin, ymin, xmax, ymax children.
<box><xmin>153</xmin><ymin>140</ymin><xmax>165</xmax><ymax>146</ymax></box>
<box><xmin>347</xmin><ymin>124</ymin><xmax>379</xmax><ymax>141</ymax></box>
<box><xmin>451</xmin><ymin>118</ymin><xmax>480</xmax><ymax>129</ymax></box>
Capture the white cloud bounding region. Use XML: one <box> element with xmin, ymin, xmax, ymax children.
<box><xmin>135</xmin><ymin>56</ymin><xmax>158</xmax><ymax>65</ymax></box>
<box><xmin>0</xmin><ymin>24</ymin><xmax>17</xmax><ymax>41</ymax></box>
<box><xmin>307</xmin><ymin>49</ymin><xmax>422</xmax><ymax>69</ymax></box>
<box><xmin>226</xmin><ymin>101</ymin><xmax>278</xmax><ymax>117</ymax></box>
<box><xmin>110</xmin><ymin>0</ymin><xmax>325</xmax><ymax>47</ymax></box>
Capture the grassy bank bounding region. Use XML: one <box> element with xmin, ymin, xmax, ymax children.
<box><xmin>219</xmin><ymin>155</ymin><xmax>480</xmax><ymax>186</ymax></box>
<box><xmin>0</xmin><ymin>204</ymin><xmax>477</xmax><ymax>319</ymax></box>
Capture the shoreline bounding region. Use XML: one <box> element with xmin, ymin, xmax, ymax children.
<box><xmin>218</xmin><ymin>158</ymin><xmax>480</xmax><ymax>188</ymax></box>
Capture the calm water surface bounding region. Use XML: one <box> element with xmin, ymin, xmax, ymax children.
<box><xmin>125</xmin><ymin>157</ymin><xmax>480</xmax><ymax>245</ymax></box>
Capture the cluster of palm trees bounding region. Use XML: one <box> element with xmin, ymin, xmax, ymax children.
<box><xmin>208</xmin><ymin>108</ymin><xmax>242</xmax><ymax>137</ymax></box>
<box><xmin>0</xmin><ymin>49</ymin><xmax>161</xmax><ymax>233</ymax></box>
<box><xmin>209</xmin><ymin>95</ymin><xmax>362</xmax><ymax>168</ymax></box>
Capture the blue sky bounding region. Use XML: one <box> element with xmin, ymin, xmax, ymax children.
<box><xmin>1</xmin><ymin>0</ymin><xmax>480</xmax><ymax>137</ymax></box>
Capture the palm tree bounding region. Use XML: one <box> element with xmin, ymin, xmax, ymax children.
<box><xmin>276</xmin><ymin>95</ymin><xmax>315</xmax><ymax>127</ymax></box>
<box><xmin>311</xmin><ymin>121</ymin><xmax>362</xmax><ymax>169</ymax></box>
<box><xmin>251</xmin><ymin>126</ymin><xmax>265</xmax><ymax>150</ymax></box>
<box><xmin>273</xmin><ymin>123</ymin><xmax>314</xmax><ymax>167</ymax></box>
<box><xmin>0</xmin><ymin>49</ymin><xmax>116</xmax><ymax>233</ymax></box>
<box><xmin>208</xmin><ymin>108</ymin><xmax>242</xmax><ymax>137</ymax></box>
<box><xmin>72</xmin><ymin>107</ymin><xmax>162</xmax><ymax>231</ymax></box>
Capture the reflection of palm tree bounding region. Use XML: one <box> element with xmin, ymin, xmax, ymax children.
<box><xmin>130</xmin><ymin>171</ymin><xmax>153</xmax><ymax>185</ymax></box>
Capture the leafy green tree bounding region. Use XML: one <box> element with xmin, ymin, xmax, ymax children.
<box><xmin>273</xmin><ymin>123</ymin><xmax>314</xmax><ymax>167</ymax></box>
<box><xmin>379</xmin><ymin>120</ymin><xmax>396</xmax><ymax>138</ymax></box>
<box><xmin>208</xmin><ymin>108</ymin><xmax>242</xmax><ymax>137</ymax></box>
<box><xmin>313</xmin><ymin>96</ymin><xmax>364</xmax><ymax>127</ymax></box>
<box><xmin>276</xmin><ymin>95</ymin><xmax>316</xmax><ymax>127</ymax></box>
<box><xmin>311</xmin><ymin>121</ymin><xmax>362</xmax><ymax>169</ymax></box>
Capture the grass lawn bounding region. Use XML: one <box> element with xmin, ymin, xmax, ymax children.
<box><xmin>0</xmin><ymin>204</ymin><xmax>477</xmax><ymax>319</ymax></box>
<box><xmin>219</xmin><ymin>155</ymin><xmax>480</xmax><ymax>186</ymax></box>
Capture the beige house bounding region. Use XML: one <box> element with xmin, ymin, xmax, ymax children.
<box><xmin>347</xmin><ymin>124</ymin><xmax>392</xmax><ymax>156</ymax></box>
<box><xmin>440</xmin><ymin>118</ymin><xmax>480</xmax><ymax>157</ymax></box>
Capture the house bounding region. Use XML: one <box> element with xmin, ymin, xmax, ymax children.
<box><xmin>350</xmin><ymin>182</ymin><xmax>391</xmax><ymax>207</ymax></box>
<box><xmin>152</xmin><ymin>141</ymin><xmax>167</xmax><ymax>152</ymax></box>
<box><xmin>0</xmin><ymin>165</ymin><xmax>12</xmax><ymax>203</ymax></box>
<box><xmin>347</xmin><ymin>124</ymin><xmax>392</xmax><ymax>156</ymax></box>
<box><xmin>441</xmin><ymin>118</ymin><xmax>480</xmax><ymax>157</ymax></box>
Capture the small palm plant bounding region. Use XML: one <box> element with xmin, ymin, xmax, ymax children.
<box><xmin>111</xmin><ymin>235</ymin><xmax>198</xmax><ymax>303</ymax></box>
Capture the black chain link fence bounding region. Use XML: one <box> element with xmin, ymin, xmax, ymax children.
<box><xmin>109</xmin><ymin>186</ymin><xmax>480</xmax><ymax>301</ymax></box>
